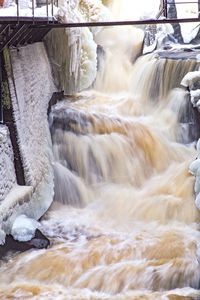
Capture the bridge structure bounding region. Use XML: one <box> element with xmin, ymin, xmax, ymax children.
<box><xmin>0</xmin><ymin>0</ymin><xmax>199</xmax><ymax>53</ymax></box>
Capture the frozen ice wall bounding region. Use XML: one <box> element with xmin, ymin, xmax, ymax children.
<box><xmin>0</xmin><ymin>125</ymin><xmax>16</xmax><ymax>202</ymax></box>
<box><xmin>0</xmin><ymin>125</ymin><xmax>34</xmax><ymax>244</ymax></box>
<box><xmin>45</xmin><ymin>0</ymin><xmax>110</xmax><ymax>94</ymax></box>
<box><xmin>0</xmin><ymin>42</ymin><xmax>56</xmax><ymax>241</ymax></box>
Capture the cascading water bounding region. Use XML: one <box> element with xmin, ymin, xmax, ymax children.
<box><xmin>0</xmin><ymin>1</ymin><xmax>200</xmax><ymax>299</ymax></box>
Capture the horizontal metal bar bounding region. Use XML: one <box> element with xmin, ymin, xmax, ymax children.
<box><xmin>168</xmin><ymin>2</ymin><xmax>198</xmax><ymax>4</ymax></box>
<box><xmin>0</xmin><ymin>17</ymin><xmax>56</xmax><ymax>23</ymax></box>
<box><xmin>172</xmin><ymin>1</ymin><xmax>198</xmax><ymax>3</ymax></box>
<box><xmin>29</xmin><ymin>17</ymin><xmax>200</xmax><ymax>29</ymax></box>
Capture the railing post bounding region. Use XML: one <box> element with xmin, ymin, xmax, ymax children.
<box><xmin>164</xmin><ymin>0</ymin><xmax>167</xmax><ymax>18</ymax></box>
<box><xmin>16</xmin><ymin>0</ymin><xmax>19</xmax><ymax>23</ymax></box>
<box><xmin>32</xmin><ymin>0</ymin><xmax>35</xmax><ymax>24</ymax></box>
<box><xmin>51</xmin><ymin>0</ymin><xmax>54</xmax><ymax>19</ymax></box>
<box><xmin>162</xmin><ymin>0</ymin><xmax>165</xmax><ymax>12</ymax></box>
<box><xmin>46</xmin><ymin>0</ymin><xmax>49</xmax><ymax>21</ymax></box>
<box><xmin>198</xmin><ymin>0</ymin><xmax>200</xmax><ymax>18</ymax></box>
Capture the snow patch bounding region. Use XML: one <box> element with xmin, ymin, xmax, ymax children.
<box><xmin>190</xmin><ymin>89</ymin><xmax>200</xmax><ymax>108</ymax></box>
<box><xmin>11</xmin><ymin>214</ymin><xmax>39</xmax><ymax>242</ymax></box>
<box><xmin>0</xmin><ymin>185</ymin><xmax>33</xmax><ymax>244</ymax></box>
<box><xmin>181</xmin><ymin>71</ymin><xmax>200</xmax><ymax>88</ymax></box>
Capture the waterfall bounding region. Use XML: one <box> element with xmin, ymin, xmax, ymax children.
<box><xmin>0</xmin><ymin>1</ymin><xmax>200</xmax><ymax>299</ymax></box>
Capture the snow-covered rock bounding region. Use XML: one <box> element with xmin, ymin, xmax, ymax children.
<box><xmin>181</xmin><ymin>71</ymin><xmax>200</xmax><ymax>90</ymax></box>
<box><xmin>189</xmin><ymin>138</ymin><xmax>200</xmax><ymax>212</ymax></box>
<box><xmin>190</xmin><ymin>89</ymin><xmax>200</xmax><ymax>106</ymax></box>
<box><xmin>11</xmin><ymin>215</ymin><xmax>39</xmax><ymax>242</ymax></box>
<box><xmin>189</xmin><ymin>159</ymin><xmax>200</xmax><ymax>175</ymax></box>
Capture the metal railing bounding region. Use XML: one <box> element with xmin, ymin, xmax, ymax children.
<box><xmin>1</xmin><ymin>0</ymin><xmax>199</xmax><ymax>24</ymax></box>
<box><xmin>3</xmin><ymin>0</ymin><xmax>59</xmax><ymax>23</ymax></box>
<box><xmin>0</xmin><ymin>0</ymin><xmax>200</xmax><ymax>28</ymax></box>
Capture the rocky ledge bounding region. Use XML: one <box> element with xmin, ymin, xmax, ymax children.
<box><xmin>0</xmin><ymin>229</ymin><xmax>50</xmax><ymax>259</ymax></box>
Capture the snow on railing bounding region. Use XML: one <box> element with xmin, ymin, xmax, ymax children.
<box><xmin>0</xmin><ymin>0</ymin><xmax>58</xmax><ymax>21</ymax></box>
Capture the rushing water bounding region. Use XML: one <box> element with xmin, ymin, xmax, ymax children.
<box><xmin>1</xmin><ymin>14</ymin><xmax>200</xmax><ymax>300</ymax></box>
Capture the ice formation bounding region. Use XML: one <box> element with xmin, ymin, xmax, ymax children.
<box><xmin>78</xmin><ymin>0</ymin><xmax>110</xmax><ymax>35</ymax></box>
<box><xmin>0</xmin><ymin>125</ymin><xmax>17</xmax><ymax>244</ymax></box>
<box><xmin>181</xmin><ymin>71</ymin><xmax>200</xmax><ymax>89</ymax></box>
<box><xmin>45</xmin><ymin>0</ymin><xmax>110</xmax><ymax>94</ymax></box>
<box><xmin>11</xmin><ymin>215</ymin><xmax>39</xmax><ymax>242</ymax></box>
<box><xmin>101</xmin><ymin>0</ymin><xmax>160</xmax><ymax>21</ymax></box>
<box><xmin>0</xmin><ymin>125</ymin><xmax>16</xmax><ymax>202</ymax></box>
<box><xmin>181</xmin><ymin>71</ymin><xmax>200</xmax><ymax>111</ymax></box>
<box><xmin>0</xmin><ymin>43</ymin><xmax>56</xmax><ymax>242</ymax></box>
<box><xmin>189</xmin><ymin>139</ymin><xmax>200</xmax><ymax>210</ymax></box>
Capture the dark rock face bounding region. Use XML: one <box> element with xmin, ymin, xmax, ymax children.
<box><xmin>167</xmin><ymin>0</ymin><xmax>183</xmax><ymax>44</ymax></box>
<box><xmin>97</xmin><ymin>44</ymin><xmax>105</xmax><ymax>71</ymax></box>
<box><xmin>190</xmin><ymin>27</ymin><xmax>200</xmax><ymax>45</ymax></box>
<box><xmin>0</xmin><ymin>229</ymin><xmax>50</xmax><ymax>259</ymax></box>
<box><xmin>158</xmin><ymin>48</ymin><xmax>200</xmax><ymax>60</ymax></box>
<box><xmin>143</xmin><ymin>0</ymin><xmax>184</xmax><ymax>54</ymax></box>
<box><xmin>178</xmin><ymin>93</ymin><xmax>200</xmax><ymax>144</ymax></box>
